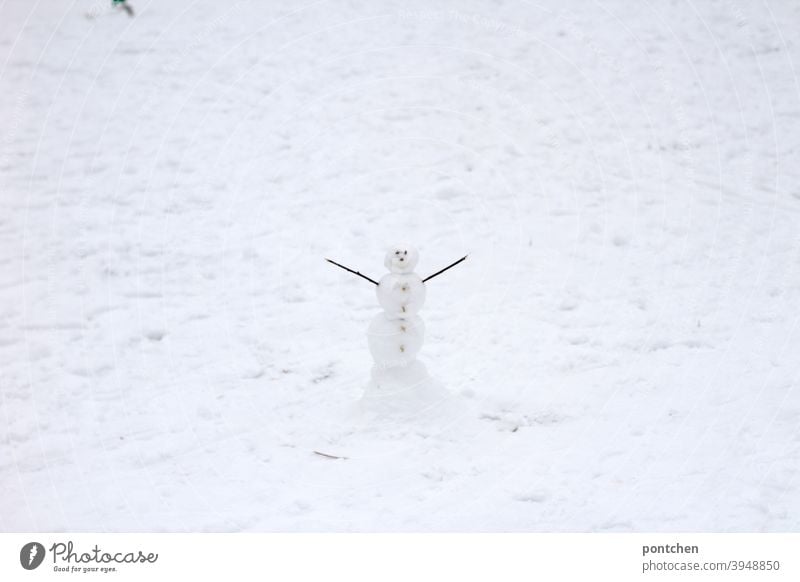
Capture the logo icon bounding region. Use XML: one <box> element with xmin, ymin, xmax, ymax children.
<box><xmin>20</xmin><ymin>542</ymin><xmax>45</xmax><ymax>570</ymax></box>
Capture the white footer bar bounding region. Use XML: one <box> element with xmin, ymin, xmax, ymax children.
<box><xmin>2</xmin><ymin>533</ymin><xmax>797</xmax><ymax>581</ymax></box>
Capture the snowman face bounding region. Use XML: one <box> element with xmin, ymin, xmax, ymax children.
<box><xmin>384</xmin><ymin>245</ymin><xmax>419</xmax><ymax>273</ymax></box>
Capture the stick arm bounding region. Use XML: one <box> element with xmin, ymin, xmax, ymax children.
<box><xmin>422</xmin><ymin>255</ymin><xmax>468</xmax><ymax>283</ymax></box>
<box><xmin>325</xmin><ymin>258</ymin><xmax>379</xmax><ymax>285</ymax></box>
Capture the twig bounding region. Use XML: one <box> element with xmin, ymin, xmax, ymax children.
<box><xmin>313</xmin><ymin>450</ymin><xmax>348</xmax><ymax>460</ymax></box>
<box><xmin>423</xmin><ymin>255</ymin><xmax>468</xmax><ymax>283</ymax></box>
<box><xmin>325</xmin><ymin>258</ymin><xmax>378</xmax><ymax>285</ymax></box>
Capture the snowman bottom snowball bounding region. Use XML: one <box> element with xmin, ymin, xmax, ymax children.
<box><xmin>367</xmin><ymin>313</ymin><xmax>425</xmax><ymax>368</ymax></box>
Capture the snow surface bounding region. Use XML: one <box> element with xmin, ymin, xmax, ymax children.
<box><xmin>1</xmin><ymin>0</ymin><xmax>799</xmax><ymax>532</ymax></box>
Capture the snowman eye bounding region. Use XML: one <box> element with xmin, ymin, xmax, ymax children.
<box><xmin>403</xmin><ymin>250</ymin><xmax>407</xmax><ymax>255</ymax></box>
<box><xmin>395</xmin><ymin>251</ymin><xmax>400</xmax><ymax>255</ymax></box>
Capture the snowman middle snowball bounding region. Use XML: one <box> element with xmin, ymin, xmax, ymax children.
<box><xmin>368</xmin><ymin>245</ymin><xmax>427</xmax><ymax>368</ymax></box>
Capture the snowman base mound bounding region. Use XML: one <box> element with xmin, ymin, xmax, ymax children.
<box><xmin>359</xmin><ymin>361</ymin><xmax>450</xmax><ymax>415</ymax></box>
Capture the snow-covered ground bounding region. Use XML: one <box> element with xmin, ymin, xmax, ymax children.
<box><xmin>1</xmin><ymin>0</ymin><xmax>799</xmax><ymax>532</ymax></box>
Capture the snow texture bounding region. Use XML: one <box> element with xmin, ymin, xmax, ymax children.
<box><xmin>1</xmin><ymin>0</ymin><xmax>799</xmax><ymax>532</ymax></box>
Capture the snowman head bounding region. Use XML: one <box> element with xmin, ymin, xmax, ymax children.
<box><xmin>384</xmin><ymin>244</ymin><xmax>419</xmax><ymax>274</ymax></box>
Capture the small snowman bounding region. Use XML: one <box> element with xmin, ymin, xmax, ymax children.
<box><xmin>327</xmin><ymin>246</ymin><xmax>466</xmax><ymax>407</ymax></box>
<box><xmin>369</xmin><ymin>245</ymin><xmax>426</xmax><ymax>368</ymax></box>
